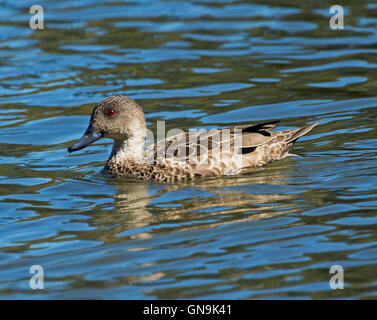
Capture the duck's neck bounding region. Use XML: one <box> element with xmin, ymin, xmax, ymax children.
<box><xmin>108</xmin><ymin>134</ymin><xmax>145</xmax><ymax>163</ymax></box>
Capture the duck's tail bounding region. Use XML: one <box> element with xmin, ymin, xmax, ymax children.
<box><xmin>285</xmin><ymin>120</ymin><xmax>320</xmax><ymax>144</ymax></box>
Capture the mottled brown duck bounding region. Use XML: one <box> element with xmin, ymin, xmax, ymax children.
<box><xmin>68</xmin><ymin>95</ymin><xmax>319</xmax><ymax>182</ymax></box>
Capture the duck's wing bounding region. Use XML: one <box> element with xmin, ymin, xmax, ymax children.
<box><xmin>145</xmin><ymin>120</ymin><xmax>281</xmax><ymax>163</ymax></box>
<box><xmin>230</xmin><ymin>120</ymin><xmax>279</xmax><ymax>134</ymax></box>
<box><xmin>229</xmin><ymin>120</ymin><xmax>280</xmax><ymax>154</ymax></box>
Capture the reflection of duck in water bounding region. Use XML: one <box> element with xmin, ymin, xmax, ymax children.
<box><xmin>92</xmin><ymin>170</ymin><xmax>297</xmax><ymax>242</ymax></box>
<box><xmin>67</xmin><ymin>95</ymin><xmax>319</xmax><ymax>182</ymax></box>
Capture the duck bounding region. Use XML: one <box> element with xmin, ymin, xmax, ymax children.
<box><xmin>67</xmin><ymin>95</ymin><xmax>319</xmax><ymax>182</ymax></box>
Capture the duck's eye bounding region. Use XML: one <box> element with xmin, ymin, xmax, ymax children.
<box><xmin>106</xmin><ymin>109</ymin><xmax>115</xmax><ymax>117</ymax></box>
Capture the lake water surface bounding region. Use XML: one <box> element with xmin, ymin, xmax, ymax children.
<box><xmin>0</xmin><ymin>0</ymin><xmax>377</xmax><ymax>299</ymax></box>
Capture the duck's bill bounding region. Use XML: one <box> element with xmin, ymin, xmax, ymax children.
<box><xmin>68</xmin><ymin>126</ymin><xmax>103</xmax><ymax>153</ymax></box>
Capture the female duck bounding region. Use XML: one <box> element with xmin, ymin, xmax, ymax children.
<box><xmin>68</xmin><ymin>95</ymin><xmax>319</xmax><ymax>182</ymax></box>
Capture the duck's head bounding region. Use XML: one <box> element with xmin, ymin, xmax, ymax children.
<box><xmin>68</xmin><ymin>95</ymin><xmax>146</xmax><ymax>153</ymax></box>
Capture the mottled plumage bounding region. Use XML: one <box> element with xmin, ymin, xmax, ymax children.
<box><xmin>68</xmin><ymin>95</ymin><xmax>319</xmax><ymax>182</ymax></box>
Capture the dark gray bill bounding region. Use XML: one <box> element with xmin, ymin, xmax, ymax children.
<box><xmin>68</xmin><ymin>125</ymin><xmax>103</xmax><ymax>153</ymax></box>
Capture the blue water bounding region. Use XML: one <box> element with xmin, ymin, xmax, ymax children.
<box><xmin>0</xmin><ymin>0</ymin><xmax>376</xmax><ymax>299</ymax></box>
